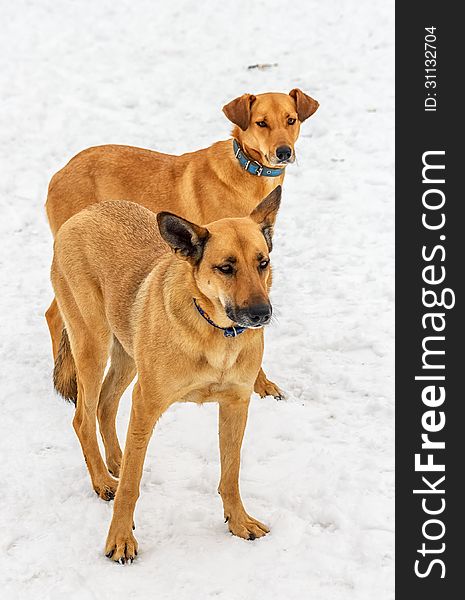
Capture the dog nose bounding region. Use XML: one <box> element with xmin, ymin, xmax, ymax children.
<box><xmin>247</xmin><ymin>303</ymin><xmax>272</xmax><ymax>326</ymax></box>
<box><xmin>276</xmin><ymin>146</ymin><xmax>292</xmax><ymax>162</ymax></box>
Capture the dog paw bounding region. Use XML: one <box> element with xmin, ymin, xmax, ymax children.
<box><xmin>225</xmin><ymin>511</ymin><xmax>270</xmax><ymax>540</ymax></box>
<box><xmin>105</xmin><ymin>528</ymin><xmax>138</xmax><ymax>564</ymax></box>
<box><xmin>94</xmin><ymin>476</ymin><xmax>118</xmax><ymax>501</ymax></box>
<box><xmin>254</xmin><ymin>375</ymin><xmax>285</xmax><ymax>400</ymax></box>
<box><xmin>107</xmin><ymin>459</ymin><xmax>121</xmax><ymax>479</ymax></box>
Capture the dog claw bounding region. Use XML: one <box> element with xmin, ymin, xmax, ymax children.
<box><xmin>225</xmin><ymin>512</ymin><xmax>269</xmax><ymax>540</ymax></box>
<box><xmin>94</xmin><ymin>481</ymin><xmax>118</xmax><ymax>501</ymax></box>
<box><xmin>105</xmin><ymin>532</ymin><xmax>138</xmax><ymax>563</ymax></box>
<box><xmin>254</xmin><ymin>374</ymin><xmax>284</xmax><ymax>400</ymax></box>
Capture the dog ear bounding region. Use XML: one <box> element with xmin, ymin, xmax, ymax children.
<box><xmin>250</xmin><ymin>186</ymin><xmax>282</xmax><ymax>251</ymax></box>
<box><xmin>289</xmin><ymin>88</ymin><xmax>319</xmax><ymax>122</ymax></box>
<box><xmin>222</xmin><ymin>93</ymin><xmax>257</xmax><ymax>131</ymax></box>
<box><xmin>157</xmin><ymin>212</ymin><xmax>209</xmax><ymax>264</ymax></box>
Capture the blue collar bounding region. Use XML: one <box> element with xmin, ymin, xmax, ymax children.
<box><xmin>233</xmin><ymin>139</ymin><xmax>284</xmax><ymax>177</ymax></box>
<box><xmin>193</xmin><ymin>298</ymin><xmax>248</xmax><ymax>338</ymax></box>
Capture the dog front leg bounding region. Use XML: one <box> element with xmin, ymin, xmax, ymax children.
<box><xmin>105</xmin><ymin>380</ymin><xmax>168</xmax><ymax>563</ymax></box>
<box><xmin>218</xmin><ymin>398</ymin><xmax>269</xmax><ymax>540</ymax></box>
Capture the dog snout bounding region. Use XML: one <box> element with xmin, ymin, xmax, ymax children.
<box><xmin>237</xmin><ymin>303</ymin><xmax>272</xmax><ymax>327</ymax></box>
<box><xmin>275</xmin><ymin>145</ymin><xmax>292</xmax><ymax>162</ymax></box>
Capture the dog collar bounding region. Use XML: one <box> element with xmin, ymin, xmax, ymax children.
<box><xmin>233</xmin><ymin>139</ymin><xmax>284</xmax><ymax>177</ymax></box>
<box><xmin>193</xmin><ymin>298</ymin><xmax>248</xmax><ymax>338</ymax></box>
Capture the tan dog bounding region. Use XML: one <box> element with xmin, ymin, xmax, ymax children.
<box><xmin>51</xmin><ymin>187</ymin><xmax>282</xmax><ymax>562</ymax></box>
<box><xmin>45</xmin><ymin>88</ymin><xmax>318</xmax><ymax>401</ymax></box>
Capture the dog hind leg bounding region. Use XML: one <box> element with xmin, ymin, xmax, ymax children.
<box><xmin>53</xmin><ymin>271</ymin><xmax>118</xmax><ymax>501</ymax></box>
<box><xmin>45</xmin><ymin>297</ymin><xmax>64</xmax><ymax>362</ymax></box>
<box><xmin>97</xmin><ymin>338</ymin><xmax>136</xmax><ymax>478</ymax></box>
<box><xmin>70</xmin><ymin>321</ymin><xmax>118</xmax><ymax>501</ymax></box>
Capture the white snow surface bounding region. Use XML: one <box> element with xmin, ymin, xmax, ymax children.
<box><xmin>0</xmin><ymin>1</ymin><xmax>394</xmax><ymax>598</ymax></box>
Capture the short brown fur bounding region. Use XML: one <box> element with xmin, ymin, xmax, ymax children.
<box><xmin>45</xmin><ymin>89</ymin><xmax>318</xmax><ymax>399</ymax></box>
<box><xmin>51</xmin><ymin>189</ymin><xmax>281</xmax><ymax>562</ymax></box>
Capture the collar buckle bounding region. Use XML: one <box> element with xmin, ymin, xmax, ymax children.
<box><xmin>254</xmin><ymin>161</ymin><xmax>263</xmax><ymax>176</ymax></box>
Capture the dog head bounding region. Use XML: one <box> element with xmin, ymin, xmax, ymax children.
<box><xmin>223</xmin><ymin>89</ymin><xmax>319</xmax><ymax>168</ymax></box>
<box><xmin>157</xmin><ymin>186</ymin><xmax>282</xmax><ymax>329</ymax></box>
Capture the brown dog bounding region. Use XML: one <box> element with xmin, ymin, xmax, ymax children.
<box><xmin>51</xmin><ymin>187</ymin><xmax>281</xmax><ymax>562</ymax></box>
<box><xmin>45</xmin><ymin>88</ymin><xmax>318</xmax><ymax>401</ymax></box>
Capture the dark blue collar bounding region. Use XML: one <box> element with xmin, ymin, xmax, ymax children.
<box><xmin>233</xmin><ymin>139</ymin><xmax>284</xmax><ymax>177</ymax></box>
<box><xmin>193</xmin><ymin>298</ymin><xmax>248</xmax><ymax>338</ymax></box>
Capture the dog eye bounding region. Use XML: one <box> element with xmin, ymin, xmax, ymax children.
<box><xmin>217</xmin><ymin>264</ymin><xmax>234</xmax><ymax>275</ymax></box>
<box><xmin>256</xmin><ymin>121</ymin><xmax>267</xmax><ymax>128</ymax></box>
<box><xmin>259</xmin><ymin>259</ymin><xmax>269</xmax><ymax>270</ymax></box>
<box><xmin>287</xmin><ymin>117</ymin><xmax>296</xmax><ymax>125</ymax></box>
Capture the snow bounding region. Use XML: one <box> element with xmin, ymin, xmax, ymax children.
<box><xmin>0</xmin><ymin>1</ymin><xmax>394</xmax><ymax>598</ymax></box>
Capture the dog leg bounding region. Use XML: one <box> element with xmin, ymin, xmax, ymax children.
<box><xmin>105</xmin><ymin>380</ymin><xmax>168</xmax><ymax>563</ymax></box>
<box><xmin>254</xmin><ymin>367</ymin><xmax>284</xmax><ymax>400</ymax></box>
<box><xmin>97</xmin><ymin>338</ymin><xmax>136</xmax><ymax>478</ymax></box>
<box><xmin>45</xmin><ymin>297</ymin><xmax>64</xmax><ymax>361</ymax></box>
<box><xmin>69</xmin><ymin>327</ymin><xmax>118</xmax><ymax>501</ymax></box>
<box><xmin>218</xmin><ymin>398</ymin><xmax>269</xmax><ymax>540</ymax></box>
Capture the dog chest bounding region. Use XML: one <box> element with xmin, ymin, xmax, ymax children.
<box><xmin>202</xmin><ymin>343</ymin><xmax>243</xmax><ymax>372</ymax></box>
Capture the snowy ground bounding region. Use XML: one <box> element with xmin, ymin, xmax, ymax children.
<box><xmin>0</xmin><ymin>1</ymin><xmax>394</xmax><ymax>598</ymax></box>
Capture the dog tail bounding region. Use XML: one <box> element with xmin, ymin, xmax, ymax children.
<box><xmin>53</xmin><ymin>327</ymin><xmax>77</xmax><ymax>405</ymax></box>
